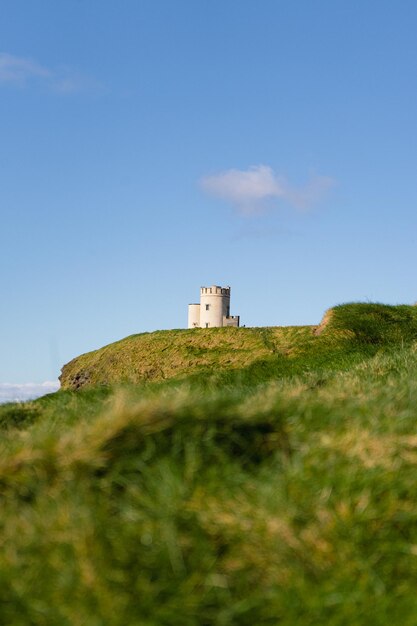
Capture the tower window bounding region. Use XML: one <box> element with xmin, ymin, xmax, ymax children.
<box><xmin>205</xmin><ymin>304</ymin><xmax>210</xmax><ymax>310</ymax></box>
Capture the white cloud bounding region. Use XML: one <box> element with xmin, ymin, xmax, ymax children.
<box><xmin>200</xmin><ymin>164</ymin><xmax>334</xmax><ymax>214</ymax></box>
<box><xmin>0</xmin><ymin>52</ymin><xmax>97</xmax><ymax>94</ymax></box>
<box><xmin>0</xmin><ymin>381</ymin><xmax>60</xmax><ymax>404</ymax></box>
<box><xmin>0</xmin><ymin>52</ymin><xmax>50</xmax><ymax>85</ymax></box>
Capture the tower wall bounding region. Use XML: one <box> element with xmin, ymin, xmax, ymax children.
<box><xmin>188</xmin><ymin>304</ymin><xmax>200</xmax><ymax>328</ymax></box>
<box><xmin>199</xmin><ymin>285</ymin><xmax>230</xmax><ymax>328</ymax></box>
<box><xmin>223</xmin><ymin>315</ymin><xmax>240</xmax><ymax>327</ymax></box>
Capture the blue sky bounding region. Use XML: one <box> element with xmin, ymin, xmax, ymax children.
<box><xmin>1</xmin><ymin>0</ymin><xmax>417</xmax><ymax>397</ymax></box>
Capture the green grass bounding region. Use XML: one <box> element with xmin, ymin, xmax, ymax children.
<box><xmin>3</xmin><ymin>303</ymin><xmax>417</xmax><ymax>624</ymax></box>
<box><xmin>60</xmin><ymin>303</ymin><xmax>417</xmax><ymax>392</ymax></box>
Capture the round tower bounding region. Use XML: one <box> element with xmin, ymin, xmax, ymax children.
<box><xmin>199</xmin><ymin>285</ymin><xmax>231</xmax><ymax>328</ymax></box>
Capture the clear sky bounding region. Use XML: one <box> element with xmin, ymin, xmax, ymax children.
<box><xmin>2</xmin><ymin>0</ymin><xmax>417</xmax><ymax>397</ymax></box>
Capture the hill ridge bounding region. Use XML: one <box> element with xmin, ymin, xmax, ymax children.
<box><xmin>60</xmin><ymin>303</ymin><xmax>417</xmax><ymax>391</ymax></box>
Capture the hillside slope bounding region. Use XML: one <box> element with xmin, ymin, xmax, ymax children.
<box><xmin>3</xmin><ymin>303</ymin><xmax>417</xmax><ymax>623</ymax></box>
<box><xmin>60</xmin><ymin>303</ymin><xmax>417</xmax><ymax>390</ymax></box>
<box><xmin>59</xmin><ymin>325</ymin><xmax>313</xmax><ymax>389</ymax></box>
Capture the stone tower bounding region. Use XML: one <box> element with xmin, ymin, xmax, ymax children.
<box><xmin>188</xmin><ymin>285</ymin><xmax>240</xmax><ymax>328</ymax></box>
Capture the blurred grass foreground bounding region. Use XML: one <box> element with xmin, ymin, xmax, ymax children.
<box><xmin>3</xmin><ymin>303</ymin><xmax>417</xmax><ymax>624</ymax></box>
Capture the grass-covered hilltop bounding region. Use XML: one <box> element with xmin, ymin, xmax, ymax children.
<box><xmin>3</xmin><ymin>302</ymin><xmax>417</xmax><ymax>624</ymax></box>
<box><xmin>60</xmin><ymin>301</ymin><xmax>417</xmax><ymax>390</ymax></box>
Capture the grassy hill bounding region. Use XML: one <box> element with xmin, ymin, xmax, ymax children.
<box><xmin>60</xmin><ymin>302</ymin><xmax>417</xmax><ymax>390</ymax></box>
<box><xmin>2</xmin><ymin>303</ymin><xmax>417</xmax><ymax>625</ymax></box>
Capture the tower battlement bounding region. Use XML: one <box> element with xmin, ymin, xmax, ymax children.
<box><xmin>200</xmin><ymin>285</ymin><xmax>231</xmax><ymax>297</ymax></box>
<box><xmin>188</xmin><ymin>285</ymin><xmax>239</xmax><ymax>329</ymax></box>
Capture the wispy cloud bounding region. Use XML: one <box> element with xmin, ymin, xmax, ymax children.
<box><xmin>200</xmin><ymin>164</ymin><xmax>335</xmax><ymax>215</ymax></box>
<box><xmin>0</xmin><ymin>53</ymin><xmax>50</xmax><ymax>84</ymax></box>
<box><xmin>0</xmin><ymin>52</ymin><xmax>98</xmax><ymax>94</ymax></box>
<box><xmin>0</xmin><ymin>381</ymin><xmax>59</xmax><ymax>404</ymax></box>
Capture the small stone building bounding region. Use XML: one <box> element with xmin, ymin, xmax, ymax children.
<box><xmin>188</xmin><ymin>285</ymin><xmax>240</xmax><ymax>328</ymax></box>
